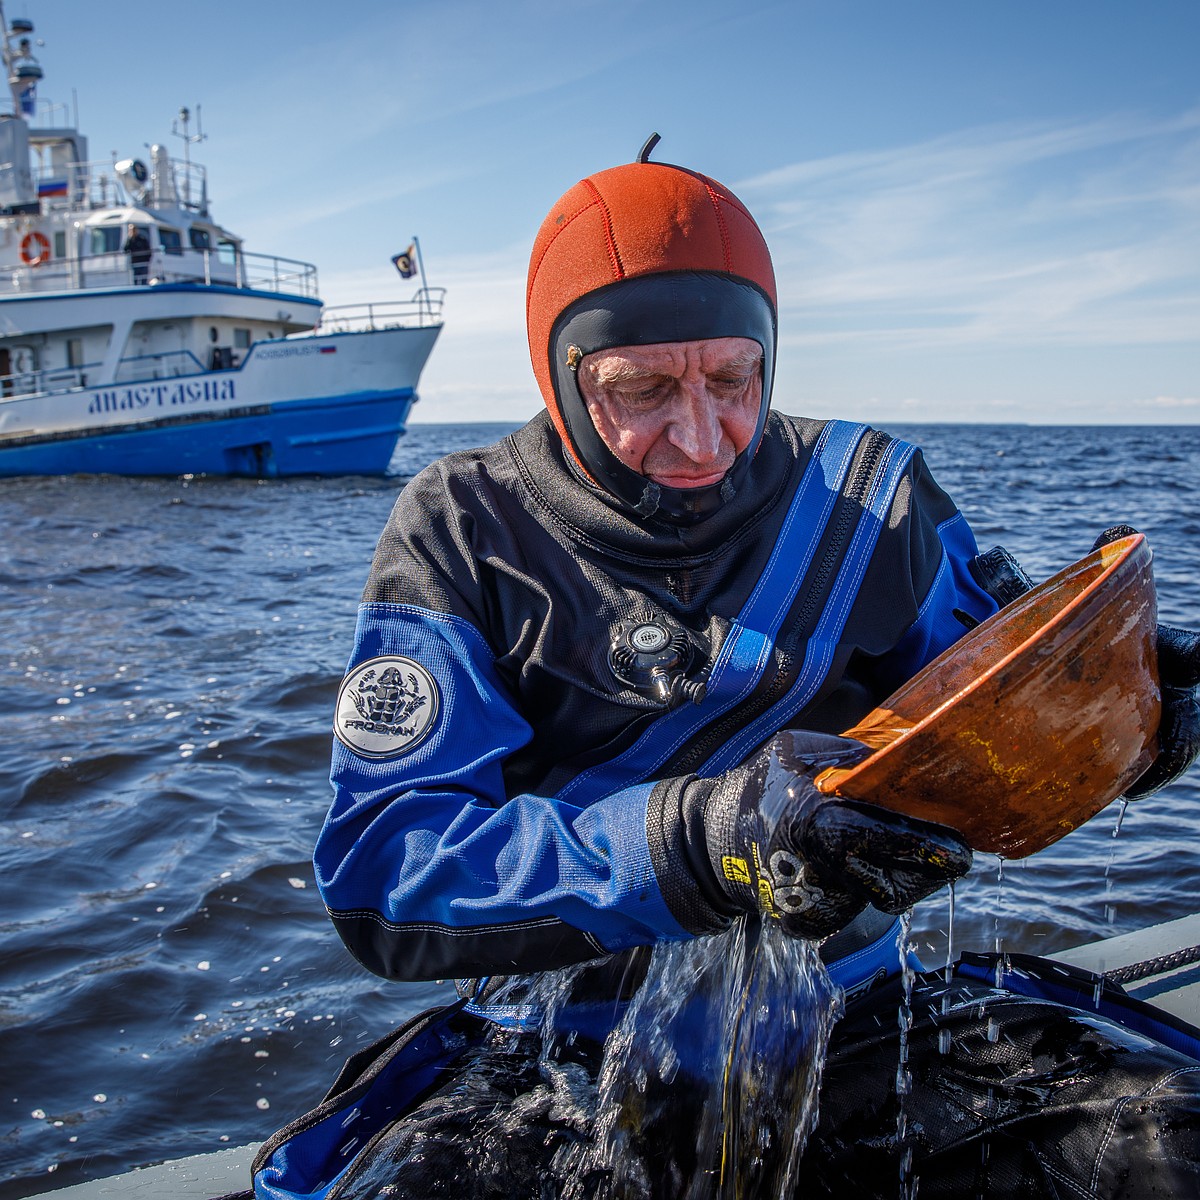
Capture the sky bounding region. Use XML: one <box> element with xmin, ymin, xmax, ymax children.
<box><xmin>9</xmin><ymin>0</ymin><xmax>1200</xmax><ymax>425</ymax></box>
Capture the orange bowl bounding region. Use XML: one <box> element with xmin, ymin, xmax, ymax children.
<box><xmin>814</xmin><ymin>533</ymin><xmax>1160</xmax><ymax>858</ymax></box>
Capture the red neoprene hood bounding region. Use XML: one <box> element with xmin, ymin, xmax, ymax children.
<box><xmin>526</xmin><ymin>158</ymin><xmax>778</xmax><ymax>521</ymax></box>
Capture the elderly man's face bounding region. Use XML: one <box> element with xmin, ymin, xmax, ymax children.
<box><xmin>577</xmin><ymin>336</ymin><xmax>763</xmax><ymax>490</ymax></box>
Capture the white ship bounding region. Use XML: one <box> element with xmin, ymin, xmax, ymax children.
<box><xmin>0</xmin><ymin>7</ymin><xmax>443</xmax><ymax>477</ymax></box>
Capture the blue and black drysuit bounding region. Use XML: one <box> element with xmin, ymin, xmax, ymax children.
<box><xmin>315</xmin><ymin>411</ymin><xmax>997</xmax><ymax>993</ymax></box>
<box><xmin>251</xmin><ymin>413</ymin><xmax>1200</xmax><ymax>1200</ymax></box>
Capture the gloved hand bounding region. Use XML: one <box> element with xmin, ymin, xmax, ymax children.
<box><xmin>1126</xmin><ymin>623</ymin><xmax>1200</xmax><ymax>797</ymax></box>
<box><xmin>1091</xmin><ymin>526</ymin><xmax>1200</xmax><ymax>799</ymax></box>
<box><xmin>696</xmin><ymin>730</ymin><xmax>973</xmax><ymax>940</ymax></box>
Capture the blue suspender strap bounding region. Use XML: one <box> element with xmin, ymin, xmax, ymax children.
<box><xmin>557</xmin><ymin>420</ymin><xmax>869</xmax><ymax>806</ymax></box>
<box><xmin>702</xmin><ymin>436</ymin><xmax>917</xmax><ymax>772</ymax></box>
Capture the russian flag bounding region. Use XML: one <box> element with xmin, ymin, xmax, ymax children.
<box><xmin>38</xmin><ymin>178</ymin><xmax>67</xmax><ymax>197</ymax></box>
<box><xmin>320</xmin><ymin>345</ymin><xmax>337</xmax><ymax>354</ymax></box>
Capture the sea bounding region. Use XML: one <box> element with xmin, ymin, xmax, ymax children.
<box><xmin>2</xmin><ymin>420</ymin><xmax>1198</xmax><ymax>1198</ymax></box>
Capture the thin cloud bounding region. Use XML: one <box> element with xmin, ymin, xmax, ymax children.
<box><xmin>1133</xmin><ymin>395</ymin><xmax>1200</xmax><ymax>409</ymax></box>
<box><xmin>738</xmin><ymin>111</ymin><xmax>1200</xmax><ymax>353</ymax></box>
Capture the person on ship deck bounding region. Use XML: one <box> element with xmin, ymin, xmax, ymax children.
<box><xmin>268</xmin><ymin>143</ymin><xmax>1200</xmax><ymax>1199</ymax></box>
<box><xmin>123</xmin><ymin>222</ymin><xmax>151</xmax><ymax>285</ymax></box>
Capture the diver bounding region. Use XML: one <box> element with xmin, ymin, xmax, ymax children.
<box><xmin>254</xmin><ymin>143</ymin><xmax>1200</xmax><ymax>1199</ymax></box>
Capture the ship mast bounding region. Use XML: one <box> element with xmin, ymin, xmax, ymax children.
<box><xmin>0</xmin><ymin>2</ymin><xmax>42</xmax><ymax>121</ymax></box>
<box><xmin>172</xmin><ymin>104</ymin><xmax>206</xmax><ymax>210</ymax></box>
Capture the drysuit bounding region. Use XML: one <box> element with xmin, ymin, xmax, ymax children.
<box><xmin>315</xmin><ymin>410</ymin><xmax>996</xmax><ymax>989</ymax></box>
<box><xmin>295</xmin><ymin>413</ymin><xmax>1200</xmax><ymax>1200</ymax></box>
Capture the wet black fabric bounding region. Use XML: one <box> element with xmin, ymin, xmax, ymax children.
<box><xmin>806</xmin><ymin>971</ymin><xmax>1200</xmax><ymax>1198</ymax></box>
<box><xmin>325</xmin><ymin>1029</ymin><xmax>608</xmax><ymax>1200</ymax></box>
<box><xmin>312</xmin><ymin>968</ymin><xmax>1200</xmax><ymax>1199</ymax></box>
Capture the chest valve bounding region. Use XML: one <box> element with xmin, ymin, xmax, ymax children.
<box><xmin>609</xmin><ymin>613</ymin><xmax>708</xmax><ymax>707</ymax></box>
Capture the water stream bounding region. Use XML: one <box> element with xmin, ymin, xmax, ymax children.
<box><xmin>1095</xmin><ymin>797</ymin><xmax>1131</xmax><ymax>1005</ymax></box>
<box><xmin>566</xmin><ymin>920</ymin><xmax>840</xmax><ymax>1197</ymax></box>
<box><xmin>462</xmin><ymin>916</ymin><xmax>843</xmax><ymax>1198</ymax></box>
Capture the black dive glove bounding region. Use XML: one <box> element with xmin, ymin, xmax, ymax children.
<box><xmin>1126</xmin><ymin>623</ymin><xmax>1200</xmax><ymax>797</ymax></box>
<box><xmin>1090</xmin><ymin>526</ymin><xmax>1200</xmax><ymax>799</ymax></box>
<box><xmin>694</xmin><ymin>730</ymin><xmax>973</xmax><ymax>940</ymax></box>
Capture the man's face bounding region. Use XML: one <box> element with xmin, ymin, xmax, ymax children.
<box><xmin>577</xmin><ymin>336</ymin><xmax>763</xmax><ymax>490</ymax></box>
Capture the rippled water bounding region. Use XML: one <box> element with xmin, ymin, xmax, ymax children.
<box><xmin>1</xmin><ymin>421</ymin><xmax>1197</xmax><ymax>1197</ymax></box>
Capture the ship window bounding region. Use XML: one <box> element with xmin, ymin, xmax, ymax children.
<box><xmin>189</xmin><ymin>227</ymin><xmax>211</xmax><ymax>250</ymax></box>
<box><xmin>89</xmin><ymin>226</ymin><xmax>123</xmax><ymax>254</ymax></box>
<box><xmin>67</xmin><ymin>338</ymin><xmax>83</xmax><ymax>368</ymax></box>
<box><xmin>54</xmin><ymin>230</ymin><xmax>66</xmax><ymax>258</ymax></box>
<box><xmin>159</xmin><ymin>227</ymin><xmax>183</xmax><ymax>255</ymax></box>
<box><xmin>217</xmin><ymin>239</ymin><xmax>238</xmax><ymax>265</ymax></box>
<box><xmin>233</xmin><ymin>328</ymin><xmax>251</xmax><ymax>349</ymax></box>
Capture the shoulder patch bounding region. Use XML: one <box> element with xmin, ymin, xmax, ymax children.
<box><xmin>334</xmin><ymin>655</ymin><xmax>440</xmax><ymax>759</ymax></box>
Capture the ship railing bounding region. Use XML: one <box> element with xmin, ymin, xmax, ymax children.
<box><xmin>225</xmin><ymin>251</ymin><xmax>319</xmax><ymax>297</ymax></box>
<box><xmin>112</xmin><ymin>349</ymin><xmax>210</xmax><ymax>382</ymax></box>
<box><xmin>311</xmin><ymin>288</ymin><xmax>446</xmax><ymax>334</ymax></box>
<box><xmin>0</xmin><ymin>349</ymin><xmax>212</xmax><ymax>400</ymax></box>
<box><xmin>0</xmin><ymin>363</ymin><xmax>89</xmax><ymax>400</ymax></box>
<box><xmin>0</xmin><ymin>249</ymin><xmax>320</xmax><ymax>299</ymax></box>
<box><xmin>35</xmin><ymin>156</ymin><xmax>211</xmax><ymax>214</ymax></box>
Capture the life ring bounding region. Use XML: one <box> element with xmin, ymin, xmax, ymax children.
<box><xmin>20</xmin><ymin>230</ymin><xmax>50</xmax><ymax>266</ymax></box>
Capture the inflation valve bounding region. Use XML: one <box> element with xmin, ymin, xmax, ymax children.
<box><xmin>609</xmin><ymin>611</ymin><xmax>707</xmax><ymax>707</ymax></box>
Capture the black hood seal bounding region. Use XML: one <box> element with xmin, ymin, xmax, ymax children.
<box><xmin>548</xmin><ymin>272</ymin><xmax>777</xmax><ymax>526</ymax></box>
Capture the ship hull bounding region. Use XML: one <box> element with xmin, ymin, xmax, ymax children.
<box><xmin>0</xmin><ymin>323</ymin><xmax>440</xmax><ymax>477</ymax></box>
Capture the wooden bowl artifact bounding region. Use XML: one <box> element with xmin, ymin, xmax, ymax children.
<box><xmin>814</xmin><ymin>533</ymin><xmax>1160</xmax><ymax>858</ymax></box>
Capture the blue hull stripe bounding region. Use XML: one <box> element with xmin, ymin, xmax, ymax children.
<box><xmin>558</xmin><ymin>420</ymin><xmax>868</xmax><ymax>804</ymax></box>
<box><xmin>0</xmin><ymin>389</ymin><xmax>415</xmax><ymax>478</ymax></box>
<box><xmin>701</xmin><ymin>436</ymin><xmax>916</xmax><ymax>773</ymax></box>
